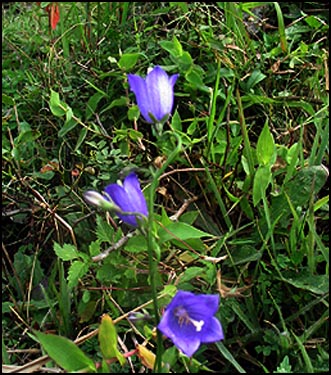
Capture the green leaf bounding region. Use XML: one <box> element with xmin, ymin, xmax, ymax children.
<box><xmin>159</xmin><ymin>36</ymin><xmax>183</xmax><ymax>58</ymax></box>
<box><xmin>227</xmin><ymin>245</ymin><xmax>262</xmax><ymax>265</ymax></box>
<box><xmin>34</xmin><ymin>331</ymin><xmax>96</xmax><ymax>372</ymax></box>
<box><xmin>85</xmin><ymin>92</ymin><xmax>105</xmax><ymax>120</ymax></box>
<box><xmin>100</xmin><ymin>96</ymin><xmax>128</xmax><ymax>115</ymax></box>
<box><xmin>252</xmin><ymin>165</ymin><xmax>272</xmax><ymax>206</ymax></box>
<box><xmin>53</xmin><ymin>242</ymin><xmax>80</xmax><ymax>261</ymax></box>
<box><xmin>170</xmin><ymin>110</ymin><xmax>182</xmax><ymax>132</ymax></box>
<box><xmin>2</xmin><ymin>93</ymin><xmax>15</xmax><ymax>106</ymax></box>
<box><xmin>273</xmin><ymin>2</ymin><xmax>288</xmax><ymax>53</ymax></box>
<box><xmin>275</xmin><ymin>355</ymin><xmax>292</xmax><ymax>373</ymax></box>
<box><xmin>283</xmin><ymin>166</ymin><xmax>328</xmax><ymax>207</ymax></box>
<box><xmin>89</xmin><ymin>240</ymin><xmax>101</xmax><ymax>257</ymax></box>
<box><xmin>179</xmin><ymin>267</ymin><xmax>205</xmax><ymax>283</ymax></box>
<box><xmin>74</xmin><ymin>127</ymin><xmax>88</xmax><ymax>152</ymax></box>
<box><xmin>58</xmin><ymin>117</ymin><xmax>78</xmax><ymax>138</ymax></box>
<box><xmin>125</xmin><ymin>234</ymin><xmax>147</xmax><ymax>253</ymax></box>
<box><xmin>256</xmin><ymin>121</ymin><xmax>275</xmax><ymax>166</ymax></box>
<box><xmin>158</xmin><ymin>222</ymin><xmax>214</xmax><ymax>244</ymax></box>
<box><xmin>99</xmin><ymin>314</ymin><xmax>125</xmax><ymax>365</ymax></box>
<box><xmin>16</xmin><ymin>129</ymin><xmax>41</xmax><ymax>144</ymax></box>
<box><xmin>67</xmin><ymin>261</ymin><xmax>89</xmax><ymax>289</ymax></box>
<box><xmin>281</xmin><ymin>271</ymin><xmax>329</xmax><ymax>295</ymax></box>
<box><xmin>185</xmin><ymin>67</ymin><xmax>206</xmax><ymax>91</ymax></box>
<box><xmin>118</xmin><ymin>53</ymin><xmax>141</xmax><ymax>70</ymax></box>
<box><xmin>128</xmin><ymin>105</ymin><xmax>140</xmax><ymax>120</ymax></box>
<box><xmin>96</xmin><ymin>215</ymin><xmax>115</xmax><ymax>244</ymax></box>
<box><xmin>177</xmin><ymin>51</ymin><xmax>193</xmax><ymax>71</ymax></box>
<box><xmin>49</xmin><ymin>89</ymin><xmax>67</xmax><ymax>117</ymax></box>
<box><xmin>245</xmin><ymin>69</ymin><xmax>267</xmax><ymax>90</ymax></box>
<box><xmin>215</xmin><ymin>341</ymin><xmax>246</xmax><ymax>373</ymax></box>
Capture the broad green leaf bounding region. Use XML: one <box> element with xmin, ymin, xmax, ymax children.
<box><xmin>34</xmin><ymin>331</ymin><xmax>96</xmax><ymax>372</ymax></box>
<box><xmin>281</xmin><ymin>271</ymin><xmax>329</xmax><ymax>295</ymax></box>
<box><xmin>158</xmin><ymin>222</ymin><xmax>214</xmax><ymax>244</ymax></box>
<box><xmin>271</xmin><ymin>165</ymin><xmax>328</xmax><ymax>220</ymax></box>
<box><xmin>283</xmin><ymin>165</ymin><xmax>328</xmax><ymax>207</ymax></box>
<box><xmin>252</xmin><ymin>165</ymin><xmax>271</xmax><ymax>206</ymax></box>
<box><xmin>49</xmin><ymin>89</ymin><xmax>67</xmax><ymax>117</ymax></box>
<box><xmin>256</xmin><ymin>121</ymin><xmax>275</xmax><ymax>166</ymax></box>
<box><xmin>178</xmin><ymin>267</ymin><xmax>205</xmax><ymax>283</ymax></box>
<box><xmin>118</xmin><ymin>53</ymin><xmax>141</xmax><ymax>70</ymax></box>
<box><xmin>54</xmin><ymin>242</ymin><xmax>79</xmax><ymax>261</ymax></box>
<box><xmin>99</xmin><ymin>314</ymin><xmax>125</xmax><ymax>365</ymax></box>
<box><xmin>67</xmin><ymin>261</ymin><xmax>89</xmax><ymax>289</ymax></box>
<box><xmin>227</xmin><ymin>245</ymin><xmax>262</xmax><ymax>265</ymax></box>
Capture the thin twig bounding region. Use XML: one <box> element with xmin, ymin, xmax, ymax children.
<box><xmin>91</xmin><ymin>231</ymin><xmax>135</xmax><ymax>262</ymax></box>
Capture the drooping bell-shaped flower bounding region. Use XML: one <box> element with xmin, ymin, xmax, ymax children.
<box><xmin>127</xmin><ymin>66</ymin><xmax>179</xmax><ymax>124</ymax></box>
<box><xmin>157</xmin><ymin>290</ymin><xmax>224</xmax><ymax>357</ymax></box>
<box><xmin>104</xmin><ymin>172</ymin><xmax>148</xmax><ymax>227</ymax></box>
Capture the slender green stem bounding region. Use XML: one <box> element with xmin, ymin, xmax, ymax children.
<box><xmin>146</xmin><ymin>132</ymin><xmax>182</xmax><ymax>373</ymax></box>
<box><xmin>207</xmin><ymin>60</ymin><xmax>221</xmax><ymax>161</ymax></box>
<box><xmin>236</xmin><ymin>88</ymin><xmax>255</xmax><ymax>177</ymax></box>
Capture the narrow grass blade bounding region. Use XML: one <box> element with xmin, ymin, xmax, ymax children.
<box><xmin>215</xmin><ymin>342</ymin><xmax>246</xmax><ymax>373</ymax></box>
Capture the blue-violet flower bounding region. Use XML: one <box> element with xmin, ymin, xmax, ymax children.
<box><xmin>104</xmin><ymin>172</ymin><xmax>148</xmax><ymax>227</ymax></box>
<box><xmin>127</xmin><ymin>66</ymin><xmax>179</xmax><ymax>124</ymax></box>
<box><xmin>157</xmin><ymin>290</ymin><xmax>224</xmax><ymax>357</ymax></box>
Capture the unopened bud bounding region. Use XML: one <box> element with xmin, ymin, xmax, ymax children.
<box><xmin>84</xmin><ymin>190</ymin><xmax>121</xmax><ymax>212</ymax></box>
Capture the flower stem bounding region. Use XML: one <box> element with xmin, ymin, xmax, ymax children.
<box><xmin>146</xmin><ymin>132</ymin><xmax>182</xmax><ymax>373</ymax></box>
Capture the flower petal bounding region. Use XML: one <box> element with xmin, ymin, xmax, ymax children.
<box><xmin>104</xmin><ymin>184</ymin><xmax>137</xmax><ymax>226</ymax></box>
<box><xmin>146</xmin><ymin>66</ymin><xmax>175</xmax><ymax>122</ymax></box>
<box><xmin>168</xmin><ymin>291</ymin><xmax>219</xmax><ymax>319</ymax></box>
<box><xmin>171</xmin><ymin>334</ymin><xmax>201</xmax><ymax>358</ymax></box>
<box><xmin>157</xmin><ymin>309</ymin><xmax>201</xmax><ymax>357</ymax></box>
<box><xmin>123</xmin><ymin>173</ymin><xmax>148</xmax><ymax>217</ymax></box>
<box><xmin>157</xmin><ymin>290</ymin><xmax>224</xmax><ymax>357</ymax></box>
<box><xmin>199</xmin><ymin>316</ymin><xmax>224</xmax><ymax>343</ymax></box>
<box><xmin>169</xmin><ymin>73</ymin><xmax>179</xmax><ymax>87</ymax></box>
<box><xmin>104</xmin><ymin>173</ymin><xmax>147</xmax><ymax>227</ymax></box>
<box><xmin>127</xmin><ymin>74</ymin><xmax>153</xmax><ymax>123</ymax></box>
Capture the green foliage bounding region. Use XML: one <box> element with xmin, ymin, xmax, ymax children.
<box><xmin>2</xmin><ymin>2</ymin><xmax>328</xmax><ymax>373</ymax></box>
<box><xmin>34</xmin><ymin>331</ymin><xmax>97</xmax><ymax>372</ymax></box>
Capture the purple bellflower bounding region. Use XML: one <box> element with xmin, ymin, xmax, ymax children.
<box><xmin>104</xmin><ymin>172</ymin><xmax>148</xmax><ymax>227</ymax></box>
<box><xmin>127</xmin><ymin>66</ymin><xmax>179</xmax><ymax>124</ymax></box>
<box><xmin>157</xmin><ymin>290</ymin><xmax>224</xmax><ymax>357</ymax></box>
